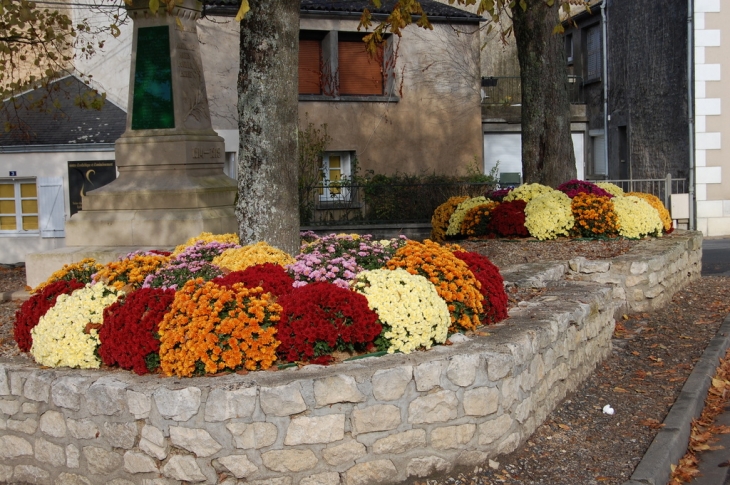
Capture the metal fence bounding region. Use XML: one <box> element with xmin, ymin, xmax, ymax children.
<box><xmin>300</xmin><ymin>182</ymin><xmax>493</xmax><ymax>226</ymax></box>
<box><xmin>481</xmin><ymin>75</ymin><xmax>585</xmax><ymax>105</ymax></box>
<box><xmin>602</xmin><ymin>175</ymin><xmax>688</xmax><ymax>210</ymax></box>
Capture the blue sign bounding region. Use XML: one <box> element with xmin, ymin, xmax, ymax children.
<box><xmin>9</xmin><ymin>171</ymin><xmax>16</xmax><ymax>176</ymax></box>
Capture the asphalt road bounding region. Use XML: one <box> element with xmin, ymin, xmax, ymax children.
<box><xmin>702</xmin><ymin>238</ymin><xmax>730</xmax><ymax>276</ymax></box>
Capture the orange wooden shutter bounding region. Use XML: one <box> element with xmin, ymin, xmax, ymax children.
<box><xmin>299</xmin><ymin>40</ymin><xmax>321</xmax><ymax>94</ymax></box>
<box><xmin>338</xmin><ymin>41</ymin><xmax>383</xmax><ymax>95</ymax></box>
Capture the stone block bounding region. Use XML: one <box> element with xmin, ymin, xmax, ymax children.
<box><xmin>227</xmin><ymin>422</ymin><xmax>278</xmax><ymax>449</ymax></box>
<box><xmin>463</xmin><ymin>387</ymin><xmax>499</xmax><ymax>416</ymax></box>
<box><xmin>645</xmin><ymin>286</ymin><xmax>664</xmax><ymax>299</ymax></box>
<box><xmin>322</xmin><ymin>439</ymin><xmax>367</xmax><ymax>466</ymax></box>
<box><xmin>498</xmin><ymin>432</ymin><xmax>521</xmax><ymax>454</ymax></box>
<box><xmin>102</xmin><ymin>422</ymin><xmax>138</xmax><ymax>449</ymax></box>
<box><xmin>22</xmin><ymin>402</ymin><xmax>38</xmax><ymax>414</ymax></box>
<box><xmin>83</xmin><ymin>446</ymin><xmax>123</xmax><ymax>475</ymax></box>
<box><xmin>162</xmin><ymin>455</ymin><xmax>207</xmax><ymax>482</ymax></box>
<box><xmin>285</xmin><ymin>414</ymin><xmax>345</xmax><ymax>445</ymax></box>
<box><xmin>408</xmin><ymin>390</ymin><xmax>458</xmax><ymax>424</ymax></box>
<box><xmin>218</xmin><ymin>454</ymin><xmax>258</xmax><ymax>478</ymax></box>
<box><xmin>124</xmin><ymin>451</ymin><xmax>159</xmax><ymax>474</ymax></box>
<box><xmin>314</xmin><ymin>375</ymin><xmax>365</xmax><ymax>407</ymax></box>
<box><xmin>580</xmin><ymin>260</ymin><xmax>611</xmax><ymax>273</ymax></box>
<box><xmin>446</xmin><ymin>354</ymin><xmax>480</xmax><ymax>387</ymax></box>
<box><xmin>456</xmin><ymin>450</ymin><xmax>489</xmax><ymax>466</ymax></box>
<box><xmin>35</xmin><ymin>437</ymin><xmax>65</xmax><ymax>467</ymax></box>
<box><xmin>13</xmin><ymin>465</ymin><xmax>50</xmax><ymax>485</ymax></box>
<box><xmin>9</xmin><ymin>371</ymin><xmax>23</xmax><ymax>395</ymax></box>
<box><xmin>67</xmin><ymin>419</ymin><xmax>98</xmax><ymax>440</ymax></box>
<box><xmin>260</xmin><ymin>383</ymin><xmax>307</xmax><ymax>416</ymax></box>
<box><xmin>486</xmin><ymin>352</ymin><xmax>513</xmax><ymax>381</ymax></box>
<box><xmin>8</xmin><ymin>417</ymin><xmax>38</xmax><ymax>434</ymax></box>
<box><xmin>373</xmin><ymin>429</ymin><xmax>426</xmax><ymax>454</ymax></box>
<box><xmin>431</xmin><ymin>423</ymin><xmax>476</xmax><ymax>450</ymax></box>
<box><xmin>261</xmin><ymin>449</ymin><xmax>318</xmax><ymax>472</ymax></box>
<box><xmin>127</xmin><ymin>390</ymin><xmax>152</xmax><ymax>419</ymax></box>
<box><xmin>204</xmin><ymin>387</ymin><xmax>256</xmax><ymax>421</ymax></box>
<box><xmin>170</xmin><ymin>426</ymin><xmax>223</xmax><ymax>457</ymax></box>
<box><xmin>23</xmin><ymin>372</ymin><xmax>53</xmax><ymax>402</ymax></box>
<box><xmin>345</xmin><ymin>460</ymin><xmax>398</xmax><ymax>485</ymax></box>
<box><xmin>351</xmin><ymin>404</ymin><xmax>401</xmax><ymax>435</ymax></box>
<box><xmin>38</xmin><ymin>410</ymin><xmax>66</xmax><ymax>438</ymax></box>
<box><xmin>0</xmin><ymin>366</ymin><xmax>8</xmax><ymax>395</ymax></box>
<box><xmin>0</xmin><ymin>465</ymin><xmax>10</xmax><ymax>483</ymax></box>
<box><xmin>55</xmin><ymin>473</ymin><xmax>92</xmax><ymax>485</ymax></box>
<box><xmin>372</xmin><ymin>367</ymin><xmax>412</xmax><ymax>401</ymax></box>
<box><xmin>301</xmin><ymin>472</ymin><xmax>341</xmax><ymax>485</ymax></box>
<box><xmin>153</xmin><ymin>387</ymin><xmax>201</xmax><ymax>421</ymax></box>
<box><xmin>478</xmin><ymin>414</ymin><xmax>513</xmax><ymax>445</ymax></box>
<box><xmin>630</xmin><ymin>261</ymin><xmax>648</xmax><ymax>274</ymax></box>
<box><xmin>414</xmin><ymin>361</ymin><xmax>442</xmax><ymax>391</ymax></box>
<box><xmin>406</xmin><ymin>456</ymin><xmax>451</xmax><ymax>477</ymax></box>
<box><xmin>247</xmin><ymin>478</ymin><xmax>292</xmax><ymax>485</ymax></box>
<box><xmin>625</xmin><ymin>274</ymin><xmax>648</xmax><ymax>287</ymax></box>
<box><xmin>66</xmin><ymin>444</ymin><xmax>80</xmax><ymax>468</ymax></box>
<box><xmin>52</xmin><ymin>376</ymin><xmax>91</xmax><ymax>410</ymax></box>
<box><xmin>86</xmin><ymin>377</ymin><xmax>128</xmax><ymax>416</ymax></box>
<box><xmin>0</xmin><ymin>398</ymin><xmax>20</xmax><ymax>415</ymax></box>
<box><xmin>0</xmin><ymin>435</ymin><xmax>33</xmax><ymax>459</ymax></box>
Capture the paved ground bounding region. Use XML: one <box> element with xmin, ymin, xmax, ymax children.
<box><xmin>701</xmin><ymin>238</ymin><xmax>730</xmax><ymax>276</ymax></box>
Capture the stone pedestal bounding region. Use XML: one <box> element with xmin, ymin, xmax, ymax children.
<box><xmin>64</xmin><ymin>0</ymin><xmax>237</xmax><ymax>247</ymax></box>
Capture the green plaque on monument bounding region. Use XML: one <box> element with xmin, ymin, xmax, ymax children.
<box><xmin>132</xmin><ymin>26</ymin><xmax>175</xmax><ymax>130</ymax></box>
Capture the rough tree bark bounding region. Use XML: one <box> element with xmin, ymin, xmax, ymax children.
<box><xmin>237</xmin><ymin>0</ymin><xmax>300</xmax><ymax>254</ymax></box>
<box><xmin>512</xmin><ymin>0</ymin><xmax>576</xmax><ymax>187</ymax></box>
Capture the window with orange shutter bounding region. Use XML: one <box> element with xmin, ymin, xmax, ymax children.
<box><xmin>338</xmin><ymin>39</ymin><xmax>384</xmax><ymax>96</ymax></box>
<box><xmin>299</xmin><ymin>39</ymin><xmax>322</xmax><ymax>95</ymax></box>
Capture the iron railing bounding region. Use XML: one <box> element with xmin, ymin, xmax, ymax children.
<box><xmin>481</xmin><ymin>75</ymin><xmax>585</xmax><ymax>105</ymax></box>
<box><xmin>300</xmin><ymin>182</ymin><xmax>494</xmax><ymax>226</ymax></box>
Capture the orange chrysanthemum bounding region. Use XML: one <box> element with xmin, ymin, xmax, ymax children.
<box><xmin>431</xmin><ymin>196</ymin><xmax>469</xmax><ymax>242</ymax></box>
<box><xmin>94</xmin><ymin>254</ymin><xmax>169</xmax><ymax>290</ymax></box>
<box><xmin>570</xmin><ymin>193</ymin><xmax>619</xmax><ymax>238</ymax></box>
<box><xmin>386</xmin><ymin>240</ymin><xmax>483</xmax><ymax>331</ymax></box>
<box><xmin>158</xmin><ymin>279</ymin><xmax>280</xmax><ymax>377</ymax></box>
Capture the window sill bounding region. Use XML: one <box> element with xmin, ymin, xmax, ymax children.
<box><xmin>582</xmin><ymin>77</ymin><xmax>602</xmax><ymax>86</ymax></box>
<box><xmin>0</xmin><ymin>231</ymin><xmax>41</xmax><ymax>238</ymax></box>
<box><xmin>299</xmin><ymin>94</ymin><xmax>399</xmax><ymax>103</ymax></box>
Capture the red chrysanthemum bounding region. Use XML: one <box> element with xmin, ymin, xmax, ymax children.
<box><xmin>453</xmin><ymin>251</ymin><xmax>508</xmax><ymax>324</ymax></box>
<box><xmin>487</xmin><ymin>199</ymin><xmax>529</xmax><ymax>238</ymax></box>
<box><xmin>212</xmin><ymin>263</ymin><xmax>294</xmax><ymax>296</ymax></box>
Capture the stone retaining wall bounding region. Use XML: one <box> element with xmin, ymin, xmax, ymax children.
<box><xmin>0</xmin><ymin>232</ymin><xmax>701</xmax><ymax>485</ymax></box>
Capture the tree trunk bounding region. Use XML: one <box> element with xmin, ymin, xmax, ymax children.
<box><xmin>237</xmin><ymin>0</ymin><xmax>300</xmax><ymax>254</ymax></box>
<box><xmin>512</xmin><ymin>0</ymin><xmax>576</xmax><ymax>187</ymax></box>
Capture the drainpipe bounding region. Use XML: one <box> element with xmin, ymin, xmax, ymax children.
<box><xmin>687</xmin><ymin>0</ymin><xmax>696</xmax><ymax>230</ymax></box>
<box><xmin>601</xmin><ymin>0</ymin><xmax>609</xmax><ymax>178</ymax></box>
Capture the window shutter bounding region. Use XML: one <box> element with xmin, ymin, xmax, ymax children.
<box><xmin>338</xmin><ymin>41</ymin><xmax>383</xmax><ymax>95</ymax></box>
<box><xmin>299</xmin><ymin>40</ymin><xmax>322</xmax><ymax>94</ymax></box>
<box><xmin>586</xmin><ymin>26</ymin><xmax>601</xmax><ymax>80</ymax></box>
<box><xmin>37</xmin><ymin>177</ymin><xmax>65</xmax><ymax>238</ymax></box>
<box><xmin>592</xmin><ymin>135</ymin><xmax>607</xmax><ymax>176</ymax></box>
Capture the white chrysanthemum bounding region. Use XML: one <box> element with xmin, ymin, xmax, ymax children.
<box><xmin>524</xmin><ymin>191</ymin><xmax>575</xmax><ymax>240</ymax></box>
<box><xmin>30</xmin><ymin>283</ymin><xmax>123</xmax><ymax>369</ymax></box>
<box><xmin>353</xmin><ymin>268</ymin><xmax>450</xmax><ymax>354</ymax></box>
<box><xmin>595</xmin><ymin>182</ymin><xmax>625</xmax><ymax>197</ymax></box>
<box><xmin>503</xmin><ymin>183</ymin><xmax>555</xmax><ymax>203</ymax></box>
<box><xmin>446</xmin><ymin>196</ymin><xmax>490</xmax><ymax>236</ymax></box>
<box><xmin>612</xmin><ymin>196</ymin><xmax>663</xmax><ymax>239</ymax></box>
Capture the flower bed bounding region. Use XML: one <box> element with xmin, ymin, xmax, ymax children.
<box><xmin>431</xmin><ymin>180</ymin><xmax>674</xmax><ymax>242</ymax></box>
<box><xmin>14</xmin><ymin>232</ymin><xmax>509</xmax><ymax>377</ymax></box>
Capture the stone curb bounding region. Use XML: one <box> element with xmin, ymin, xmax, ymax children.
<box><xmin>623</xmin><ymin>313</ymin><xmax>730</xmax><ymax>485</ymax></box>
<box><xmin>0</xmin><ymin>290</ymin><xmax>30</xmax><ymax>302</ymax></box>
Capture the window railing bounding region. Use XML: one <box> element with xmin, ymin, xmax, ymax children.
<box><xmin>601</xmin><ymin>175</ymin><xmax>688</xmax><ymax>210</ymax></box>
<box><xmin>481</xmin><ymin>75</ymin><xmax>585</xmax><ymax>106</ymax></box>
<box><xmin>300</xmin><ymin>182</ymin><xmax>494</xmax><ymax>226</ymax></box>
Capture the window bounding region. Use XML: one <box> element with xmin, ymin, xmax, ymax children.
<box><xmin>592</xmin><ymin>133</ymin><xmax>607</xmax><ymax>176</ymax></box>
<box><xmin>319</xmin><ymin>152</ymin><xmax>351</xmax><ymax>202</ymax></box>
<box><xmin>0</xmin><ymin>180</ymin><xmax>39</xmax><ymax>233</ymax></box>
<box><xmin>299</xmin><ymin>31</ymin><xmax>389</xmax><ymax>98</ymax></box>
<box><xmin>585</xmin><ymin>24</ymin><xmax>602</xmax><ymax>81</ymax></box>
<box><xmin>565</xmin><ymin>33</ymin><xmax>574</xmax><ymax>64</ymax></box>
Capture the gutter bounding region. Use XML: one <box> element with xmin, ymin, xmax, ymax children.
<box><xmin>0</xmin><ymin>143</ymin><xmax>116</xmax><ymax>154</ymax></box>
<box><xmin>601</xmin><ymin>0</ymin><xmax>609</xmax><ymax>178</ymax></box>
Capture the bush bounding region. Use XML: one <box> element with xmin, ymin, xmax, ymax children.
<box><xmin>524</xmin><ymin>191</ymin><xmax>575</xmax><ymax>240</ymax></box>
<box><xmin>571</xmin><ymin>193</ymin><xmax>619</xmax><ymax>238</ymax></box>
<box><xmin>276</xmin><ymin>282</ymin><xmax>381</xmax><ymax>364</ymax></box>
<box><xmin>431</xmin><ymin>196</ymin><xmax>469</xmax><ymax>242</ymax></box>
<box><xmin>158</xmin><ymin>280</ymin><xmax>281</xmax><ymax>377</ymax></box>
<box><xmin>612</xmin><ymin>196</ymin><xmax>663</xmax><ymax>239</ymax></box>
<box><xmin>213</xmin><ymin>242</ymin><xmax>295</xmax><ymax>271</ymax></box>
<box><xmin>595</xmin><ymin>182</ymin><xmax>625</xmax><ymax>197</ymax></box>
<box><xmin>213</xmin><ymin>263</ymin><xmax>295</xmax><ymax>296</ymax></box>
<box><xmin>446</xmin><ymin>196</ymin><xmax>491</xmax><ymax>237</ymax></box>
<box><xmin>452</xmin><ymin>251</ymin><xmax>508</xmax><ymax>324</ymax></box>
<box><xmin>626</xmin><ymin>192</ymin><xmax>673</xmax><ymax>233</ymax></box>
<box><xmin>14</xmin><ymin>279</ymin><xmax>85</xmax><ymax>352</ymax></box>
<box><xmin>557</xmin><ymin>179</ymin><xmax>613</xmax><ymax>199</ymax></box>
<box><xmin>92</xmin><ymin>252</ymin><xmax>169</xmax><ymax>291</ymax></box>
<box><xmin>353</xmin><ymin>269</ymin><xmax>449</xmax><ymax>354</ymax></box>
<box><xmin>387</xmin><ymin>240</ymin><xmax>483</xmax><ymax>331</ymax></box>
<box><xmin>461</xmin><ymin>202</ymin><xmax>500</xmax><ymax>237</ymax></box>
<box><xmin>503</xmin><ymin>183</ymin><xmax>554</xmax><ymax>203</ymax></box>
<box><xmin>33</xmin><ymin>258</ymin><xmax>101</xmax><ymax>293</ymax></box>
<box><xmin>99</xmin><ymin>288</ymin><xmax>176</xmax><ymax>375</ymax></box>
<box><xmin>143</xmin><ymin>240</ymin><xmax>235</xmax><ymax>290</ymax></box>
<box><xmin>487</xmin><ymin>200</ymin><xmax>529</xmax><ymax>238</ymax></box>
